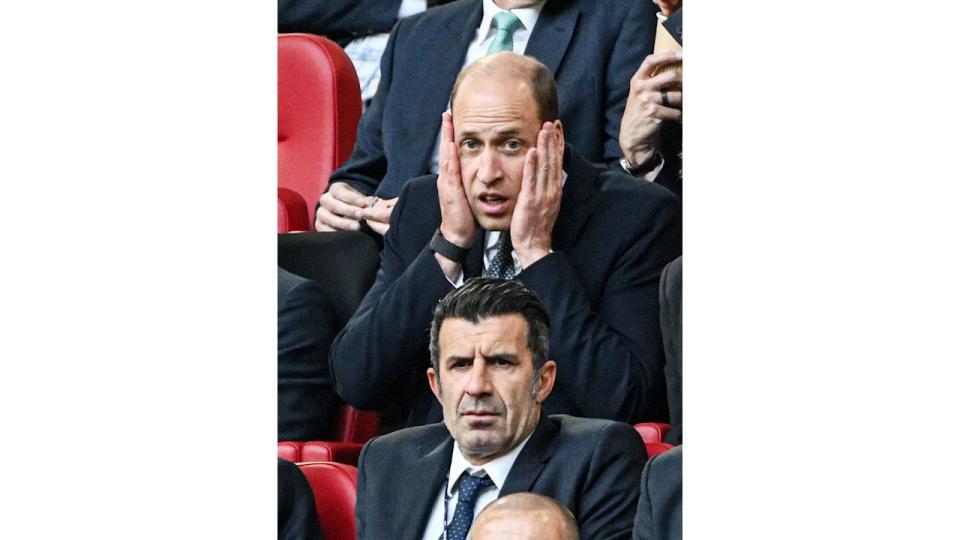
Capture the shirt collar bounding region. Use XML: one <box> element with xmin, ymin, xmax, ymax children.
<box><xmin>478</xmin><ymin>0</ymin><xmax>546</xmax><ymax>42</ymax></box>
<box><xmin>447</xmin><ymin>427</ymin><xmax>536</xmax><ymax>496</ymax></box>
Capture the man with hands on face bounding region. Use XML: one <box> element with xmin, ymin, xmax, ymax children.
<box><xmin>315</xmin><ymin>0</ymin><xmax>661</xmax><ymax>236</ymax></box>
<box><xmin>328</xmin><ymin>52</ymin><xmax>681</xmax><ymax>427</ymax></box>
<box><xmin>354</xmin><ymin>278</ymin><xmax>647</xmax><ymax>540</ymax></box>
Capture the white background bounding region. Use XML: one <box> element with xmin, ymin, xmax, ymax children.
<box><xmin>1</xmin><ymin>1</ymin><xmax>959</xmax><ymax>537</ymax></box>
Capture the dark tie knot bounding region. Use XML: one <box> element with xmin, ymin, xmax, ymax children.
<box><xmin>456</xmin><ymin>472</ymin><xmax>495</xmax><ymax>502</ymax></box>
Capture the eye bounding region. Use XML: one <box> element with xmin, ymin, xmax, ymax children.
<box><xmin>503</xmin><ymin>140</ymin><xmax>521</xmax><ymax>152</ymax></box>
<box><xmin>461</xmin><ymin>139</ymin><xmax>479</xmax><ymax>151</ymax></box>
<box><xmin>450</xmin><ymin>358</ymin><xmax>471</xmax><ymax>370</ymax></box>
<box><xmin>493</xmin><ymin>357</ymin><xmax>513</xmax><ymax>366</ymax></box>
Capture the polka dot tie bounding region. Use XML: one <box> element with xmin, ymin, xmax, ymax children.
<box><xmin>484</xmin><ymin>232</ymin><xmax>516</xmax><ymax>280</ymax></box>
<box><xmin>445</xmin><ymin>472</ymin><xmax>495</xmax><ymax>540</ymax></box>
<box><xmin>487</xmin><ymin>11</ymin><xmax>522</xmax><ymax>54</ymax></box>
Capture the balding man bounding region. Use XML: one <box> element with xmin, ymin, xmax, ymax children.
<box><xmin>330</xmin><ymin>52</ymin><xmax>681</xmax><ymax>427</ymax></box>
<box><xmin>468</xmin><ymin>493</ymin><xmax>580</xmax><ymax>540</ymax></box>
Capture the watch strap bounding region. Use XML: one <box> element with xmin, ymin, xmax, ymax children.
<box><xmin>429</xmin><ymin>228</ymin><xmax>470</xmax><ymax>263</ymax></box>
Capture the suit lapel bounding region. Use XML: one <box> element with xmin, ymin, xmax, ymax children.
<box><xmin>524</xmin><ymin>0</ymin><xmax>579</xmax><ymax>76</ymax></box>
<box><xmin>499</xmin><ymin>414</ymin><xmax>559</xmax><ymax>495</ymax></box>
<box><xmin>551</xmin><ymin>145</ymin><xmax>599</xmax><ymax>251</ymax></box>
<box><xmin>400</xmin><ymin>435</ymin><xmax>454</xmax><ymax>540</ymax></box>
<box><xmin>412</xmin><ymin>1</ymin><xmax>484</xmax><ymax>172</ymax></box>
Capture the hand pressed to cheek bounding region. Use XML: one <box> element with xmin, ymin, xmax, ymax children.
<box><xmin>510</xmin><ymin>121</ymin><xmax>564</xmax><ymax>267</ymax></box>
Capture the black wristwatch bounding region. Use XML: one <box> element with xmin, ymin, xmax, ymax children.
<box><xmin>428</xmin><ymin>228</ymin><xmax>470</xmax><ymax>263</ymax></box>
<box><xmin>620</xmin><ymin>152</ymin><xmax>663</xmax><ymax>178</ymax></box>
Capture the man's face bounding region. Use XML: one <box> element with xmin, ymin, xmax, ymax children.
<box><xmin>427</xmin><ymin>314</ymin><xmax>556</xmax><ymax>464</ymax></box>
<box><xmin>452</xmin><ymin>76</ymin><xmax>543</xmax><ymax>231</ymax></box>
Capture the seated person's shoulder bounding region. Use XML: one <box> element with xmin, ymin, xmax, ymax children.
<box><xmin>550</xmin><ymin>414</ymin><xmax>644</xmax><ymax>448</ymax></box>
<box><xmin>361</xmin><ymin>423</ymin><xmax>450</xmax><ymax>462</ymax></box>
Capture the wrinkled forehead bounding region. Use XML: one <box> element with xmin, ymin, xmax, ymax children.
<box><xmin>451</xmin><ymin>74</ymin><xmax>538</xmax><ymax>128</ymax></box>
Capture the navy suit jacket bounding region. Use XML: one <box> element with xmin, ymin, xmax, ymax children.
<box><xmin>278</xmin><ymin>268</ymin><xmax>340</xmax><ymax>441</ymax></box>
<box><xmin>278</xmin><ymin>0</ymin><xmax>402</xmax><ymax>42</ymax></box>
<box><xmin>329</xmin><ymin>146</ymin><xmax>681</xmax><ymax>426</ymax></box>
<box><xmin>632</xmin><ymin>445</ymin><xmax>682</xmax><ymax>540</ymax></box>
<box><xmin>329</xmin><ymin>0</ymin><xmax>658</xmax><ymax>199</ymax></box>
<box><xmin>356</xmin><ymin>414</ymin><xmax>648</xmax><ymax>540</ymax></box>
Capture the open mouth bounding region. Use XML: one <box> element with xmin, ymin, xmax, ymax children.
<box><xmin>477</xmin><ymin>193</ymin><xmax>510</xmax><ymax>214</ymax></box>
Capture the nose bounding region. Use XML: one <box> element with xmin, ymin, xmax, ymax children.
<box><xmin>463</xmin><ymin>358</ymin><xmax>493</xmax><ymax>397</ymax></box>
<box><xmin>475</xmin><ymin>148</ymin><xmax>502</xmax><ymax>186</ymax></box>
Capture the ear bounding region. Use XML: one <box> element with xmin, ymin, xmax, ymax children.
<box><xmin>553</xmin><ymin>120</ymin><xmax>565</xmax><ymax>149</ymax></box>
<box><xmin>534</xmin><ymin>360</ymin><xmax>557</xmax><ymax>403</ymax></box>
<box><xmin>427</xmin><ymin>367</ymin><xmax>442</xmax><ymax>402</ymax></box>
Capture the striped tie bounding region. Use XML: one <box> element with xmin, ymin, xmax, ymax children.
<box><xmin>487</xmin><ymin>11</ymin><xmax>522</xmax><ymax>54</ymax></box>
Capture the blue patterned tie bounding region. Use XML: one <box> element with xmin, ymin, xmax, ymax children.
<box><xmin>484</xmin><ymin>232</ymin><xmax>516</xmax><ymax>279</ymax></box>
<box><xmin>445</xmin><ymin>472</ymin><xmax>495</xmax><ymax>540</ymax></box>
<box><xmin>487</xmin><ymin>11</ymin><xmax>522</xmax><ymax>54</ymax></box>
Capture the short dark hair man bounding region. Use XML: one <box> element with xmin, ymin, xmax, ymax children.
<box><xmin>355</xmin><ymin>278</ymin><xmax>648</xmax><ymax>540</ymax></box>
<box><xmin>329</xmin><ymin>52</ymin><xmax>681</xmax><ymax>427</ymax></box>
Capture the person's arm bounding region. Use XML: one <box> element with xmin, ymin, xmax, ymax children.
<box><xmin>278</xmin><ymin>0</ymin><xmax>403</xmax><ymax>38</ymax></box>
<box><xmin>327</xmin><ymin>181</ymin><xmax>455</xmax><ymax>410</ymax></box>
<box><xmin>601</xmin><ymin>0</ymin><xmax>660</xmax><ymax>166</ymax></box>
<box><xmin>579</xmin><ymin>422</ymin><xmax>648</xmax><ymax>540</ymax></box>
<box><xmin>519</xmin><ymin>188</ymin><xmax>681</xmax><ymax>422</ymax></box>
<box><xmin>325</xmin><ymin>15</ymin><xmax>406</xmax><ymax>197</ymax></box>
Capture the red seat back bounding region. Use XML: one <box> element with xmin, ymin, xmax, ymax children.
<box><xmin>634</xmin><ymin>422</ymin><xmax>672</xmax><ymax>444</ymax></box>
<box><xmin>645</xmin><ymin>441</ymin><xmax>674</xmax><ymax>458</ymax></box>
<box><xmin>298</xmin><ymin>462</ymin><xmax>358</xmax><ymax>540</ymax></box>
<box><xmin>278</xmin><ymin>33</ymin><xmax>362</xmax><ymax>231</ymax></box>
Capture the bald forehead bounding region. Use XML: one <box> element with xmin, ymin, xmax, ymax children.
<box><xmin>470</xmin><ymin>509</ymin><xmax>568</xmax><ymax>540</ymax></box>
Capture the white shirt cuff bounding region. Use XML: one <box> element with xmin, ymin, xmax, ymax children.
<box><xmin>398</xmin><ymin>0</ymin><xmax>427</xmax><ymax>18</ymax></box>
<box><xmin>446</xmin><ymin>269</ymin><xmax>465</xmax><ymax>288</ymax></box>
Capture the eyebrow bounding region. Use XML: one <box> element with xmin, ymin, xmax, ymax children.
<box><xmin>443</xmin><ymin>353</ymin><xmax>520</xmax><ymax>366</ymax></box>
<box><xmin>456</xmin><ymin>126</ymin><xmax>523</xmax><ymax>140</ymax></box>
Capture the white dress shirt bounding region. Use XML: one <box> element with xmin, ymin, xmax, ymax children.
<box><xmin>428</xmin><ymin>0</ymin><xmax>547</xmax><ymax>174</ymax></box>
<box><xmin>420</xmin><ymin>431</ymin><xmax>534</xmax><ymax>540</ymax></box>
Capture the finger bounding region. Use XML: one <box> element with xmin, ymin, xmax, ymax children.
<box><xmin>659</xmin><ymin>90</ymin><xmax>683</xmax><ymax>109</ymax></box>
<box><xmin>366</xmin><ymin>219</ymin><xmax>389</xmax><ymax>236</ymax></box>
<box><xmin>439</xmin><ymin>113</ymin><xmax>450</xmax><ymax>170</ymax></box>
<box><xmin>643</xmin><ymin>69</ymin><xmax>682</xmax><ymax>92</ymax></box>
<box><xmin>634</xmin><ymin>51</ymin><xmax>683</xmax><ymax>81</ymax></box>
<box><xmin>448</xmin><ymin>140</ymin><xmax>462</xmax><ymax>184</ymax></box>
<box><xmin>321</xmin><ymin>191</ymin><xmax>366</xmax><ymax>220</ymax></box>
<box><xmin>648</xmin><ymin>103</ymin><xmax>683</xmax><ymax>123</ymax></box>
<box><xmin>362</xmin><ymin>203</ymin><xmax>393</xmax><ymax>223</ymax></box>
<box><xmin>522</xmin><ymin>147</ymin><xmax>537</xmax><ymax>199</ymax></box>
<box><xmin>329</xmin><ymin>182</ymin><xmax>371</xmax><ymax>208</ymax></box>
<box><xmin>316</xmin><ymin>205</ymin><xmax>362</xmax><ymax>231</ymax></box>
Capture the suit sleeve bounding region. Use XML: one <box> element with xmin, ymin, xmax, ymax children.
<box><xmin>518</xmin><ymin>190</ymin><xmax>681</xmax><ymax>422</ymax></box>
<box><xmin>278</xmin><ymin>0</ymin><xmax>402</xmax><ymax>38</ymax></box>
<box><xmin>602</xmin><ymin>0</ymin><xmax>659</xmax><ymax>166</ymax></box>
<box><xmin>631</xmin><ymin>451</ymin><xmax>655</xmax><ymax>540</ymax></box>
<box><xmin>328</xmin><ymin>183</ymin><xmax>454</xmax><ymax>409</ymax></box>
<box><xmin>325</xmin><ymin>14</ymin><xmax>406</xmax><ymax>197</ymax></box>
<box><xmin>579</xmin><ymin>423</ymin><xmax>648</xmax><ymax>540</ymax></box>
<box><xmin>278</xmin><ymin>278</ymin><xmax>340</xmax><ymax>441</ymax></box>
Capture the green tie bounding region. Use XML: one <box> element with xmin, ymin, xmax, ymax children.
<box><xmin>487</xmin><ymin>11</ymin><xmax>522</xmax><ymax>54</ymax></box>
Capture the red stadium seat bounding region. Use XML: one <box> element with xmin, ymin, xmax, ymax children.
<box><xmin>278</xmin><ymin>441</ymin><xmax>365</xmax><ymax>467</ymax></box>
<box><xmin>298</xmin><ymin>462</ymin><xmax>358</xmax><ymax>540</ymax></box>
<box><xmin>278</xmin><ymin>33</ymin><xmax>362</xmax><ymax>232</ymax></box>
<box><xmin>645</xmin><ymin>441</ymin><xmax>674</xmax><ymax>458</ymax></box>
<box><xmin>634</xmin><ymin>422</ymin><xmax>672</xmax><ymax>444</ymax></box>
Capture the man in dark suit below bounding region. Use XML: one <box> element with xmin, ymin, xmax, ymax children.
<box><xmin>278</xmin><ymin>267</ymin><xmax>339</xmax><ymax>441</ymax></box>
<box><xmin>355</xmin><ymin>278</ymin><xmax>648</xmax><ymax>540</ymax></box>
<box><xmin>632</xmin><ymin>446</ymin><xmax>682</xmax><ymax>540</ymax></box>
<box><xmin>329</xmin><ymin>53</ymin><xmax>681</xmax><ymax>426</ymax></box>
<box><xmin>659</xmin><ymin>256</ymin><xmax>682</xmax><ymax>444</ymax></box>
<box><xmin>468</xmin><ymin>492</ymin><xmax>580</xmax><ymax>539</ymax></box>
<box><xmin>278</xmin><ymin>458</ymin><xmax>324</xmax><ymax>540</ymax></box>
<box><xmin>315</xmin><ymin>0</ymin><xmax>659</xmax><ymax>235</ymax></box>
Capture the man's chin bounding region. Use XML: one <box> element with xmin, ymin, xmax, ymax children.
<box><xmin>474</xmin><ymin>214</ymin><xmax>512</xmax><ymax>232</ymax></box>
